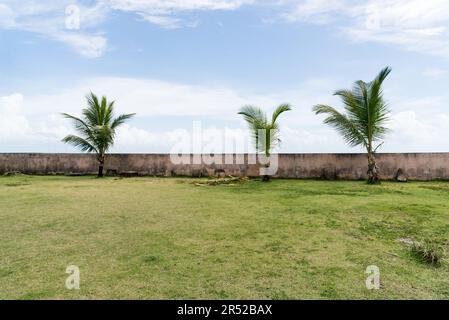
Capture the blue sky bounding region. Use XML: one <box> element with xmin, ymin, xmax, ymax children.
<box><xmin>1</xmin><ymin>0</ymin><xmax>449</xmax><ymax>153</ymax></box>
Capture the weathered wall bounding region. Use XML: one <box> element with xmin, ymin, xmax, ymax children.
<box><xmin>0</xmin><ymin>153</ymin><xmax>448</xmax><ymax>180</ymax></box>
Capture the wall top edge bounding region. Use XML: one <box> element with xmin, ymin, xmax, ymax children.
<box><xmin>1</xmin><ymin>153</ymin><xmax>449</xmax><ymax>156</ymax></box>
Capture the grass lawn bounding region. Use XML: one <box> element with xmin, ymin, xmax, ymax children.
<box><xmin>0</xmin><ymin>175</ymin><xmax>448</xmax><ymax>300</ymax></box>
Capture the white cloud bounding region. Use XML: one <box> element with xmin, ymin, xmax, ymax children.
<box><xmin>0</xmin><ymin>1</ymin><xmax>108</xmax><ymax>58</ymax></box>
<box><xmin>282</xmin><ymin>0</ymin><xmax>346</xmax><ymax>24</ymax></box>
<box><xmin>422</xmin><ymin>68</ymin><xmax>447</xmax><ymax>78</ymax></box>
<box><xmin>114</xmin><ymin>124</ymin><xmax>169</xmax><ymax>152</ymax></box>
<box><xmin>139</xmin><ymin>14</ymin><xmax>182</xmax><ymax>29</ymax></box>
<box><xmin>1</xmin><ymin>76</ymin><xmax>448</xmax><ymax>153</ymax></box>
<box><xmin>108</xmin><ymin>0</ymin><xmax>253</xmax><ymax>12</ymax></box>
<box><xmin>5</xmin><ymin>0</ymin><xmax>448</xmax><ymax>60</ymax></box>
<box><xmin>283</xmin><ymin>0</ymin><xmax>449</xmax><ymax>58</ymax></box>
<box><xmin>51</xmin><ymin>32</ymin><xmax>107</xmax><ymax>59</ymax></box>
<box><xmin>0</xmin><ymin>77</ymin><xmax>278</xmax><ymax>152</ymax></box>
<box><xmin>0</xmin><ymin>4</ymin><xmax>16</xmax><ymax>28</ymax></box>
<box><xmin>0</xmin><ymin>94</ymin><xmax>31</xmax><ymax>140</ymax></box>
<box><xmin>0</xmin><ymin>0</ymin><xmax>252</xmax><ymax>57</ymax></box>
<box><xmin>25</xmin><ymin>77</ymin><xmax>282</xmax><ymax>118</ymax></box>
<box><xmin>389</xmin><ymin>111</ymin><xmax>449</xmax><ymax>152</ymax></box>
<box><xmin>0</xmin><ymin>94</ymin><xmax>73</xmax><ymax>151</ymax></box>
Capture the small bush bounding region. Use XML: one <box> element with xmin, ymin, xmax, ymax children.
<box><xmin>3</xmin><ymin>171</ymin><xmax>24</xmax><ymax>177</ymax></box>
<box><xmin>410</xmin><ymin>239</ymin><xmax>445</xmax><ymax>265</ymax></box>
<box><xmin>193</xmin><ymin>176</ymin><xmax>249</xmax><ymax>186</ymax></box>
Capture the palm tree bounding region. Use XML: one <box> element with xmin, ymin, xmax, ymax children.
<box><xmin>313</xmin><ymin>67</ymin><xmax>392</xmax><ymax>184</ymax></box>
<box><xmin>238</xmin><ymin>104</ymin><xmax>292</xmax><ymax>181</ymax></box>
<box><xmin>62</xmin><ymin>92</ymin><xmax>135</xmax><ymax>177</ymax></box>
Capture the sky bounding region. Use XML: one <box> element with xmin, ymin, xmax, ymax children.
<box><xmin>1</xmin><ymin>0</ymin><xmax>449</xmax><ymax>154</ymax></box>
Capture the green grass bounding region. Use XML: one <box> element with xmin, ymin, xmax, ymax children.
<box><xmin>0</xmin><ymin>175</ymin><xmax>448</xmax><ymax>300</ymax></box>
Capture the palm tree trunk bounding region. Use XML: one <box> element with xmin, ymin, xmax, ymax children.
<box><xmin>367</xmin><ymin>152</ymin><xmax>380</xmax><ymax>184</ymax></box>
<box><xmin>97</xmin><ymin>155</ymin><xmax>105</xmax><ymax>178</ymax></box>
<box><xmin>261</xmin><ymin>151</ymin><xmax>271</xmax><ymax>182</ymax></box>
<box><xmin>98</xmin><ymin>164</ymin><xmax>104</xmax><ymax>178</ymax></box>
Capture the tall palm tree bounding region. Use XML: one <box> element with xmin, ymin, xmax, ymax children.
<box><xmin>313</xmin><ymin>67</ymin><xmax>392</xmax><ymax>184</ymax></box>
<box><xmin>238</xmin><ymin>104</ymin><xmax>292</xmax><ymax>181</ymax></box>
<box><xmin>62</xmin><ymin>92</ymin><xmax>135</xmax><ymax>177</ymax></box>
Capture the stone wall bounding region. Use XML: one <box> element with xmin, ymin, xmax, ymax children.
<box><xmin>0</xmin><ymin>153</ymin><xmax>448</xmax><ymax>180</ymax></box>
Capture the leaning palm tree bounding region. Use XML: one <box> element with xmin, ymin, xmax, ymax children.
<box><xmin>313</xmin><ymin>67</ymin><xmax>392</xmax><ymax>184</ymax></box>
<box><xmin>62</xmin><ymin>92</ymin><xmax>135</xmax><ymax>177</ymax></box>
<box><xmin>238</xmin><ymin>104</ymin><xmax>292</xmax><ymax>181</ymax></box>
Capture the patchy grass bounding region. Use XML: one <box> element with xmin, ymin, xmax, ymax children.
<box><xmin>410</xmin><ymin>239</ymin><xmax>446</xmax><ymax>266</ymax></box>
<box><xmin>0</xmin><ymin>175</ymin><xmax>448</xmax><ymax>300</ymax></box>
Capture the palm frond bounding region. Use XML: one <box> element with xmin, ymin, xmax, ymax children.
<box><xmin>61</xmin><ymin>112</ymin><xmax>94</xmax><ymax>138</ymax></box>
<box><xmin>61</xmin><ymin>113</ymin><xmax>89</xmax><ymax>130</ymax></box>
<box><xmin>313</xmin><ymin>104</ymin><xmax>367</xmax><ymax>147</ymax></box>
<box><xmin>238</xmin><ymin>105</ymin><xmax>267</xmax><ymax>124</ymax></box>
<box><xmin>271</xmin><ymin>104</ymin><xmax>292</xmax><ymax>125</ymax></box>
<box><xmin>374</xmin><ymin>66</ymin><xmax>392</xmax><ymax>85</ymax></box>
<box><xmin>61</xmin><ymin>135</ymin><xmax>98</xmax><ymax>153</ymax></box>
<box><xmin>111</xmin><ymin>113</ymin><xmax>136</xmax><ymax>130</ymax></box>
